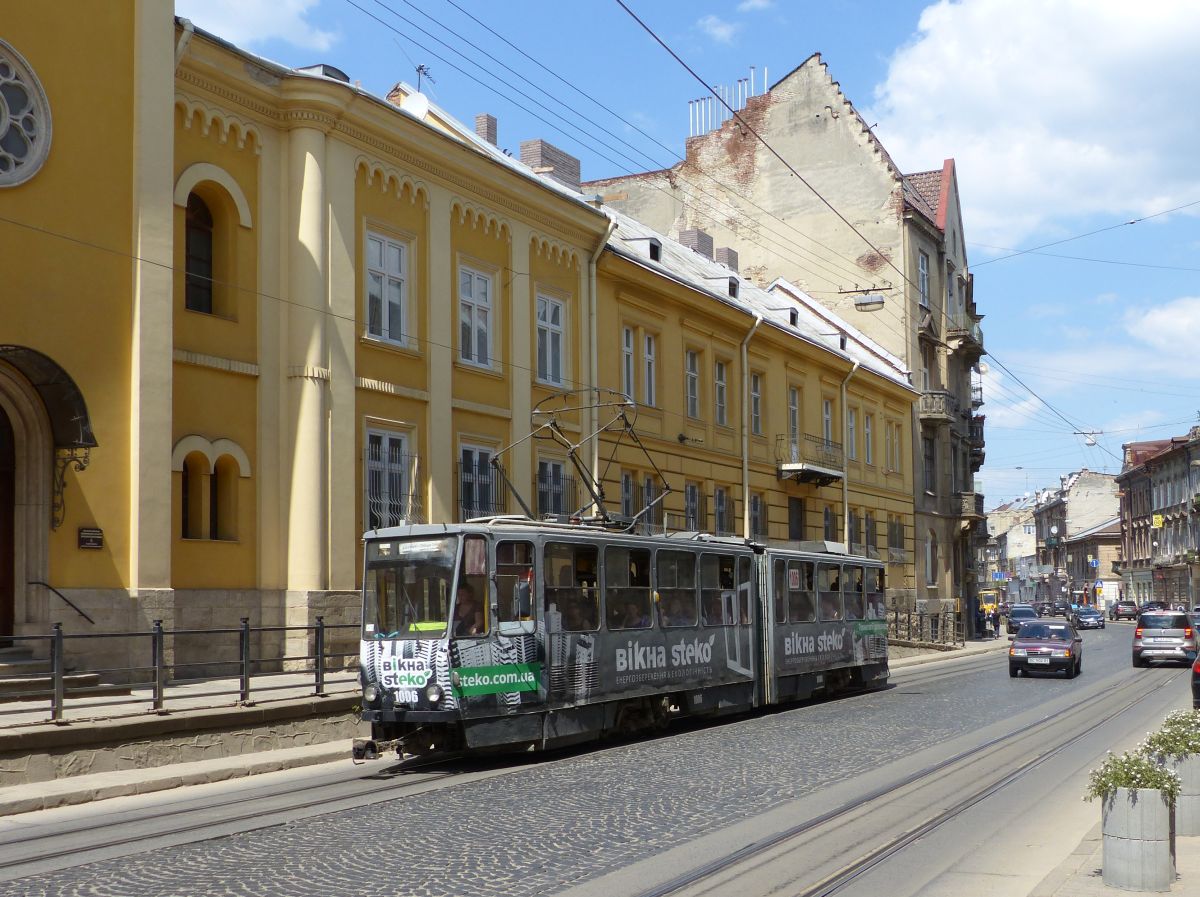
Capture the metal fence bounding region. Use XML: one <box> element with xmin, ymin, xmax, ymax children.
<box><xmin>887</xmin><ymin>611</ymin><xmax>964</xmax><ymax>646</ymax></box>
<box><xmin>0</xmin><ymin>618</ymin><xmax>359</xmax><ymax>725</ymax></box>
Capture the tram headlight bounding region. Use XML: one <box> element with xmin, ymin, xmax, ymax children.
<box><xmin>363</xmin><ymin>683</ymin><xmax>381</xmax><ymax>706</ymax></box>
<box><xmin>425</xmin><ymin>683</ymin><xmax>444</xmax><ymax>704</ymax></box>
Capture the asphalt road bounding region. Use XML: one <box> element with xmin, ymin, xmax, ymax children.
<box><xmin>1</xmin><ymin>621</ymin><xmax>1192</xmax><ymax>897</ymax></box>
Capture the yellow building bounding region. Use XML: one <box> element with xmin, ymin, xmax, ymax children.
<box><xmin>594</xmin><ymin>214</ymin><xmax>917</xmax><ymax>604</ymax></box>
<box><xmin>0</xmin><ymin>7</ymin><xmax>915</xmax><ymax>671</ymax></box>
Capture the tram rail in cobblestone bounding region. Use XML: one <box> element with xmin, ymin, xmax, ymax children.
<box><xmin>632</xmin><ymin>665</ymin><xmax>1186</xmax><ymax>897</ymax></box>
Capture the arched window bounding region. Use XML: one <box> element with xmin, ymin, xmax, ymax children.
<box><xmin>212</xmin><ymin>455</ymin><xmax>239</xmax><ymax>541</ymax></box>
<box><xmin>185</xmin><ymin>193</ymin><xmax>214</xmax><ymax>314</ymax></box>
<box><xmin>925</xmin><ymin>531</ymin><xmax>938</xmax><ymax>585</ymax></box>
<box><xmin>182</xmin><ymin>452</ymin><xmax>208</xmax><ymax>538</ymax></box>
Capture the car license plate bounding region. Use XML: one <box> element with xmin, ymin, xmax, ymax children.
<box><xmin>1028</xmin><ymin>657</ymin><xmax>1050</xmax><ymax>665</ymax></box>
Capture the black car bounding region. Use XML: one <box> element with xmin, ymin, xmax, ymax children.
<box><xmin>1009</xmin><ymin>620</ymin><xmax>1084</xmax><ymax>678</ymax></box>
<box><xmin>1007</xmin><ymin>605</ymin><xmax>1040</xmax><ymax>634</ymax></box>
<box><xmin>1053</xmin><ymin>600</ymin><xmax>1069</xmax><ymax>616</ymax></box>
<box><xmin>1072</xmin><ymin>606</ymin><xmax>1105</xmax><ymax>629</ymax></box>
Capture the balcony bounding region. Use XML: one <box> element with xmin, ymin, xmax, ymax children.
<box><xmin>958</xmin><ymin>490</ymin><xmax>985</xmax><ymax>523</ymax></box>
<box><xmin>887</xmin><ymin>547</ymin><xmax>912</xmax><ymax>566</ymax></box>
<box><xmin>919</xmin><ymin>390</ymin><xmax>958</xmax><ymax>423</ymax></box>
<box><xmin>533</xmin><ymin>472</ymin><xmax>580</xmax><ymax>520</ymax></box>
<box><xmin>457</xmin><ymin>461</ymin><xmax>506</xmax><ymax>522</ymax></box>
<box><xmin>971</xmin><ymin>383</ymin><xmax>984</xmax><ymax>409</ymax></box>
<box><xmin>948</xmin><ymin>315</ymin><xmax>985</xmax><ymax>362</ymax></box>
<box><xmin>969</xmin><ymin>414</ymin><xmax>985</xmax><ymax>470</ymax></box>
<box><xmin>365</xmin><ymin>450</ymin><xmax>425</xmax><ymax>528</ymax></box>
<box><xmin>775</xmin><ymin>433</ymin><xmax>844</xmax><ymax>487</ymax></box>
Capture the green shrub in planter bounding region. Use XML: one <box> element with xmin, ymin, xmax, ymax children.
<box><xmin>1084</xmin><ymin>750</ymin><xmax>1180</xmax><ymax>804</ymax></box>
<box><xmin>1144</xmin><ymin>709</ymin><xmax>1200</xmax><ymax>760</ymax></box>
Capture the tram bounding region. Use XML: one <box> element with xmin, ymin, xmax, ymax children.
<box><xmin>352</xmin><ymin>517</ymin><xmax>888</xmax><ymax>760</ymax></box>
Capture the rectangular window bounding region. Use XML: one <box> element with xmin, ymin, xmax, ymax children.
<box><xmin>536</xmin><ymin>459</ymin><xmax>567</xmax><ymax>516</ymax></box>
<box><xmin>536</xmin><ymin>295</ymin><xmax>564</xmax><ymax>385</ymax></box>
<box><xmin>459</xmin><ymin>266</ymin><xmax>492</xmax><ymax>367</ymax></box>
<box><xmin>685</xmin><ymin>350</ymin><xmax>700</xmax><ymax>418</ymax></box>
<box><xmin>864</xmin><ymin>414</ymin><xmax>874</xmax><ymax>465</ymax></box>
<box><xmin>496</xmin><ymin>540</ymin><xmax>535</xmax><ymax>626</ymax></box>
<box><xmin>822</xmin><ymin>399</ymin><xmax>833</xmax><ymax>445</ymax></box>
<box><xmin>367</xmin><ymin>233</ymin><xmax>407</xmax><ymax>345</ymax></box>
<box><xmin>750</xmin><ymin>373</ymin><xmax>762</xmax><ymax>436</ymax></box>
<box><xmin>788</xmin><ymin>497</ymin><xmax>805</xmax><ymax>541</ymax></box>
<box><xmin>714</xmin><ymin>361</ymin><xmax>728</xmax><ymax>426</ymax></box>
<box><xmin>714</xmin><ymin>487</ymin><xmax>730</xmax><ymax>536</ymax></box>
<box><xmin>622</xmin><ymin>327</ymin><xmax>634</xmax><ymax>400</ymax></box>
<box><xmin>918</xmin><ymin>251</ymin><xmax>930</xmax><ymax>308</ymax></box>
<box><xmin>865</xmin><ymin>513</ymin><xmax>876</xmax><ymax>553</ymax></box>
<box><xmin>459</xmin><ymin>444</ymin><xmax>497</xmax><ymax>520</ymax></box>
<box><xmin>643</xmin><ymin>334</ymin><xmax>656</xmax><ymax>406</ymax></box>
<box><xmin>788</xmin><ymin>387</ymin><xmax>800</xmax><ymax>462</ymax></box>
<box><xmin>657</xmin><ymin>551</ymin><xmax>698</xmax><ymax>627</ymax></box>
<box><xmin>847</xmin><ymin>409</ymin><xmax>857</xmax><ymax>460</ymax></box>
<box><xmin>366</xmin><ymin>429</ymin><xmax>418</xmax><ymax>529</ymax></box>
<box><xmin>750</xmin><ymin>493</ymin><xmax>767</xmax><ymax>540</ymax></box>
<box><xmin>700</xmin><ymin>554</ymin><xmax>736</xmax><ymax>626</ymax></box>
<box><xmin>606</xmin><ymin>546</ymin><xmax>652</xmax><ymax>630</ymax></box>
<box><xmin>684</xmin><ymin>482</ymin><xmax>700</xmax><ymax>530</ymax></box>
<box><xmin>621</xmin><ymin>471</ymin><xmax>634</xmax><ymax>520</ymax></box>
<box><xmin>923</xmin><ymin>436</ymin><xmax>936</xmax><ymax>494</ymax></box>
<box><xmin>641</xmin><ymin>475</ymin><xmax>661</xmax><ymax>533</ymax></box>
<box><xmin>545</xmin><ymin>542</ymin><xmax>599</xmax><ymax>632</ymax></box>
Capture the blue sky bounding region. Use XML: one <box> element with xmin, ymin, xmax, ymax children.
<box><xmin>176</xmin><ymin>0</ymin><xmax>1200</xmax><ymax>506</ymax></box>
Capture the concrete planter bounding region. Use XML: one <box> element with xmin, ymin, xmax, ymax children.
<box><xmin>1102</xmin><ymin>787</ymin><xmax>1175</xmax><ymax>891</ymax></box>
<box><xmin>1167</xmin><ymin>754</ymin><xmax>1200</xmax><ymax>836</ymax></box>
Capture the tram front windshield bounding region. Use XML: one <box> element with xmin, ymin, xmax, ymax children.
<box><xmin>364</xmin><ymin>536</ymin><xmax>457</xmax><ymax>639</ymax></box>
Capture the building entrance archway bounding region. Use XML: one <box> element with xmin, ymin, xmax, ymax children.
<box><xmin>0</xmin><ymin>406</ymin><xmax>13</xmax><ymax>638</ymax></box>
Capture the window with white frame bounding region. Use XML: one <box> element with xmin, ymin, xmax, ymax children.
<box><xmin>847</xmin><ymin>408</ymin><xmax>857</xmax><ymax>460</ymax></box>
<box><xmin>642</xmin><ymin>475</ymin><xmax>660</xmax><ymax>532</ymax></box>
<box><xmin>459</xmin><ymin>266</ymin><xmax>492</xmax><ymax>366</ymax></box>
<box><xmin>685</xmin><ymin>350</ymin><xmax>700</xmax><ymax>418</ymax></box>
<box><xmin>865</xmin><ymin>414</ymin><xmax>874</xmax><ymax>465</ymax></box>
<box><xmin>622</xmin><ymin>327</ymin><xmax>634</xmax><ymax>400</ymax></box>
<box><xmin>536</xmin><ymin>458</ymin><xmax>567</xmax><ymax>516</ymax></box>
<box><xmin>750</xmin><ymin>373</ymin><xmax>762</xmax><ymax>435</ymax></box>
<box><xmin>684</xmin><ymin>482</ymin><xmax>700</xmax><ymax>530</ymax></box>
<box><xmin>714</xmin><ymin>360</ymin><xmax>728</xmax><ymax>426</ymax></box>
<box><xmin>366</xmin><ymin>232</ymin><xmax>407</xmax><ymax>345</ymax></box>
<box><xmin>750</xmin><ymin>493</ymin><xmax>767</xmax><ymax>539</ymax></box>
<box><xmin>621</xmin><ymin>471</ymin><xmax>634</xmax><ymax>519</ymax></box>
<box><xmin>459</xmin><ymin>444</ymin><xmax>497</xmax><ymax>519</ymax></box>
<box><xmin>536</xmin><ymin>295</ymin><xmax>564</xmax><ymax>385</ymax></box>
<box><xmin>822</xmin><ymin>399</ymin><xmax>833</xmax><ymax>445</ymax></box>
<box><xmin>714</xmin><ymin>486</ymin><xmax>729</xmax><ymax>535</ymax></box>
<box><xmin>366</xmin><ymin>429</ymin><xmax>417</xmax><ymax>528</ymax></box>
<box><xmin>788</xmin><ymin>387</ymin><xmax>800</xmax><ymax>462</ymax></box>
<box><xmin>918</xmin><ymin>251</ymin><xmax>930</xmax><ymax>308</ymax></box>
<box><xmin>643</xmin><ymin>334</ymin><xmax>656</xmax><ymax>406</ymax></box>
<box><xmin>823</xmin><ymin>506</ymin><xmax>836</xmax><ymax>541</ymax></box>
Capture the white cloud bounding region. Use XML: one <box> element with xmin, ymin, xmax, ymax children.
<box><xmin>1123</xmin><ymin>295</ymin><xmax>1200</xmax><ymax>361</ymax></box>
<box><xmin>737</xmin><ymin>0</ymin><xmax>774</xmax><ymax>10</ymax></box>
<box><xmin>696</xmin><ymin>15</ymin><xmax>740</xmax><ymax>44</ymax></box>
<box><xmin>176</xmin><ymin>0</ymin><xmax>336</xmax><ymax>52</ymax></box>
<box><xmin>867</xmin><ymin>0</ymin><xmax>1200</xmax><ymax>246</ymax></box>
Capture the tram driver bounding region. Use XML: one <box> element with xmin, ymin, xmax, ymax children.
<box><xmin>454</xmin><ymin>584</ymin><xmax>485</xmax><ymax>637</ymax></box>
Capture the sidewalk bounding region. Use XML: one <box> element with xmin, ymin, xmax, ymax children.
<box><xmin>1031</xmin><ymin>824</ymin><xmax>1200</xmax><ymax>896</ymax></box>
<box><xmin>889</xmin><ymin>634</ymin><xmax>1012</xmax><ymax>669</ymax></box>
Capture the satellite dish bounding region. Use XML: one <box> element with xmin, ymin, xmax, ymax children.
<box><xmin>401</xmin><ymin>92</ymin><xmax>430</xmax><ymax>120</ymax></box>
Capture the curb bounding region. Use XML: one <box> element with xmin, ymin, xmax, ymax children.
<box><xmin>890</xmin><ymin>638</ymin><xmax>1011</xmax><ymax>670</ymax></box>
<box><xmin>0</xmin><ymin>739</ymin><xmax>352</xmax><ymax>816</ymax></box>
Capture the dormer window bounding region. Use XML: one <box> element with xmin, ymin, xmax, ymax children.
<box><xmin>648</xmin><ymin>238</ymin><xmax>661</xmax><ymax>262</ymax></box>
<box><xmin>727</xmin><ymin>277</ymin><xmax>739</xmax><ymax>298</ymax></box>
<box><xmin>789</xmin><ymin>309</ymin><xmax>799</xmax><ymax>327</ymax></box>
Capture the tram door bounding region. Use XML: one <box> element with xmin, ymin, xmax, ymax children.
<box><xmin>542</xmin><ymin>541</ymin><xmax>600</xmax><ymax>703</ymax></box>
<box><xmin>493</xmin><ymin>539</ymin><xmax>545</xmax><ymax>706</ymax></box>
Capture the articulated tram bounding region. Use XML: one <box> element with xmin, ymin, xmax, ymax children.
<box><xmin>353</xmin><ymin>518</ymin><xmax>888</xmax><ymax>760</ymax></box>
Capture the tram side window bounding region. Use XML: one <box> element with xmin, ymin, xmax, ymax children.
<box><xmin>545</xmin><ymin>542</ymin><xmax>599</xmax><ymax>631</ymax></box>
<box><xmin>606</xmin><ymin>546</ymin><xmax>652</xmax><ymax>629</ymax></box>
<box><xmin>455</xmin><ymin>535</ymin><xmax>489</xmax><ymax>636</ymax></box>
<box><xmin>818</xmin><ymin>563</ymin><xmax>843</xmax><ymax>621</ymax></box>
<box><xmin>737</xmin><ymin>556</ymin><xmax>752</xmax><ymax>624</ymax></box>
<box><xmin>772</xmin><ymin>559</ymin><xmax>787</xmax><ymax>624</ymax></box>
<box><xmin>700</xmin><ymin>554</ymin><xmax>735</xmax><ymax>626</ymax></box>
<box><xmin>657</xmin><ymin>550</ymin><xmax>698</xmax><ymax>627</ymax></box>
<box><xmin>866</xmin><ymin>568</ymin><xmax>886</xmax><ymax>619</ymax></box>
<box><xmin>788</xmin><ymin>560</ymin><xmax>816</xmax><ymax>623</ymax></box>
<box><xmin>845</xmin><ymin>565</ymin><xmax>866</xmax><ymax>620</ymax></box>
<box><xmin>496</xmin><ymin>540</ymin><xmax>534</xmax><ymax>623</ymax></box>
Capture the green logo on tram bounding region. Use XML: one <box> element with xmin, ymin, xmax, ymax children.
<box><xmin>453</xmin><ymin>663</ymin><xmax>542</xmax><ymax>697</ymax></box>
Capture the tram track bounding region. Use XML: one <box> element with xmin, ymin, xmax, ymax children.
<box><xmin>629</xmin><ymin>664</ymin><xmax>1186</xmax><ymax>897</ymax></box>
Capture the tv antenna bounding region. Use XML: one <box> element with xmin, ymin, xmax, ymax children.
<box><xmin>415</xmin><ymin>64</ymin><xmax>435</xmax><ymax>92</ymax></box>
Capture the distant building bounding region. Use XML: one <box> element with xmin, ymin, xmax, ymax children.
<box><xmin>1032</xmin><ymin>471</ymin><xmax>1119</xmax><ymax>604</ymax></box>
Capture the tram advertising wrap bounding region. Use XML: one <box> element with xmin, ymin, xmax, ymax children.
<box><xmin>355</xmin><ymin>521</ymin><xmax>889</xmax><ymax>760</ymax></box>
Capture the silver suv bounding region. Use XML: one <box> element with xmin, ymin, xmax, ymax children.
<box><xmin>1132</xmin><ymin>612</ymin><xmax>1198</xmax><ymax>667</ymax></box>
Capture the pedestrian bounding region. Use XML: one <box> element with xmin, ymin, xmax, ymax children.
<box><xmin>975</xmin><ymin>606</ymin><xmax>986</xmax><ymax>640</ymax></box>
<box><xmin>991</xmin><ymin>607</ymin><xmax>1001</xmax><ymax>640</ymax></box>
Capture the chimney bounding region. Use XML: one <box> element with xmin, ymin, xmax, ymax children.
<box><xmin>519</xmin><ymin>138</ymin><xmax>581</xmax><ymax>191</ymax></box>
<box><xmin>475</xmin><ymin>113</ymin><xmax>497</xmax><ymax>146</ymax></box>
<box><xmin>714</xmin><ymin>246</ymin><xmax>738</xmax><ymax>272</ymax></box>
<box><xmin>679</xmin><ymin>228</ymin><xmax>714</xmax><ymax>260</ymax></box>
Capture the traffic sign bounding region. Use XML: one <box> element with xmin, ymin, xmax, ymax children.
<box><xmin>1089</xmin><ymin>558</ymin><xmax>1100</xmax><ymax>568</ymax></box>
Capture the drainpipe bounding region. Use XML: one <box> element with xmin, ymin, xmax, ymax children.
<box><xmin>589</xmin><ymin>215</ymin><xmax>617</xmax><ymax>514</ymax></box>
<box><xmin>175</xmin><ymin>18</ymin><xmax>195</xmax><ymax>72</ymax></box>
<box><xmin>741</xmin><ymin>314</ymin><xmax>763</xmax><ymax>539</ymax></box>
<box><xmin>841</xmin><ymin>361</ymin><xmax>860</xmax><ymax>546</ymax></box>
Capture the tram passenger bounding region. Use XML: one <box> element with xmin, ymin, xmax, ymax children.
<box><xmin>617</xmin><ymin>600</ymin><xmax>650</xmax><ymax>629</ymax></box>
<box><xmin>702</xmin><ymin>594</ymin><xmax>726</xmax><ymax>625</ymax></box>
<box><xmin>820</xmin><ymin>594</ymin><xmax>842</xmax><ymax>621</ymax></box>
<box><xmin>563</xmin><ymin>599</ymin><xmax>594</xmax><ymax>632</ymax></box>
<box><xmin>454</xmin><ymin>584</ymin><xmax>484</xmax><ymax>637</ymax></box>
